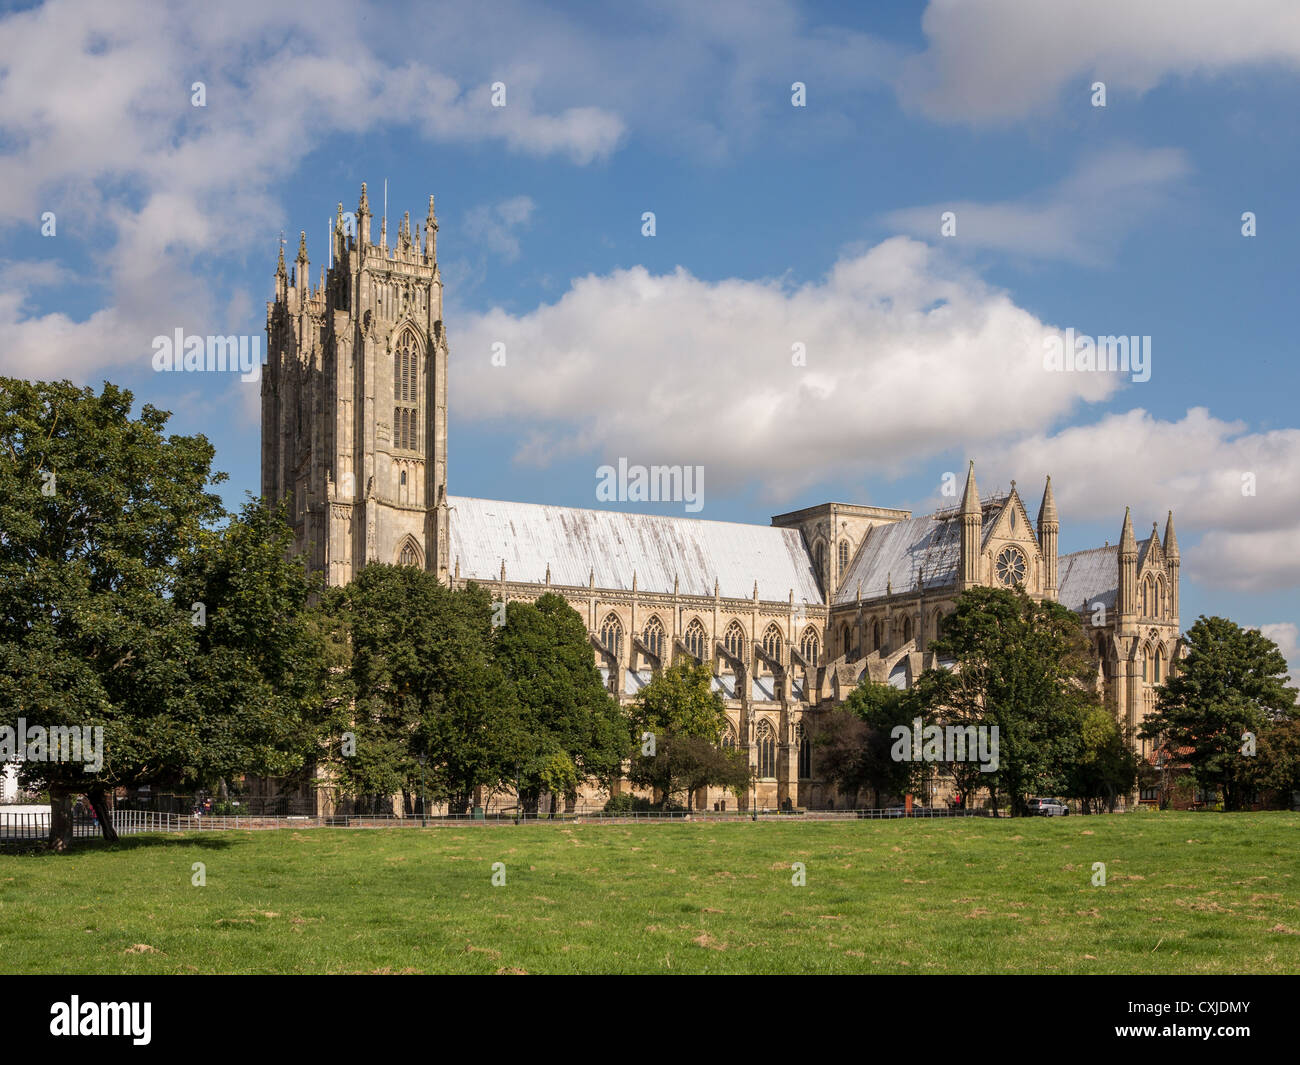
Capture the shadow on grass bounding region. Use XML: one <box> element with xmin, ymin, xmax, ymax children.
<box><xmin>1</xmin><ymin>834</ymin><xmax>240</xmax><ymax>857</ymax></box>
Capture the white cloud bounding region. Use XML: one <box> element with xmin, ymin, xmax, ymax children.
<box><xmin>451</xmin><ymin>236</ymin><xmax>1120</xmax><ymax>497</ymax></box>
<box><xmin>981</xmin><ymin>408</ymin><xmax>1300</xmax><ymax>591</ymax></box>
<box><xmin>883</xmin><ymin>147</ymin><xmax>1191</xmax><ymax>265</ymax></box>
<box><xmin>0</xmin><ymin>0</ymin><xmax>625</xmax><ymax>381</ymax></box>
<box><xmin>1257</xmin><ymin>622</ymin><xmax>1300</xmax><ymax>680</ymax></box>
<box><xmin>463</xmin><ymin>197</ymin><xmax>537</xmax><ymax>263</ymax></box>
<box><xmin>899</xmin><ymin>0</ymin><xmax>1300</xmax><ymax>123</ymax></box>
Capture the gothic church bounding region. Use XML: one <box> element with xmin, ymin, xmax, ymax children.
<box><xmin>262</xmin><ymin>185</ymin><xmax>1181</xmax><ymax>811</ymax></box>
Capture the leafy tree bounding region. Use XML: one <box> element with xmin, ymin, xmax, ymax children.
<box><xmin>627</xmin><ymin>661</ymin><xmax>735</xmax><ymax>810</ymax></box>
<box><xmin>629</xmin><ymin>660</ymin><xmax>729</xmax><ymax>742</ymax></box>
<box><xmin>627</xmin><ymin>733</ymin><xmax>750</xmax><ymax>811</ymax></box>
<box><xmin>926</xmin><ymin>586</ymin><xmax>1098</xmax><ymax>815</ymax></box>
<box><xmin>174</xmin><ymin>498</ymin><xmax>337</xmax><ymax>810</ymax></box>
<box><xmin>329</xmin><ymin>566</ymin><xmax>518</xmax><ymax>814</ymax></box>
<box><xmin>0</xmin><ymin>379</ymin><xmax>225</xmax><ymax>847</ymax></box>
<box><xmin>494</xmin><ymin>594</ymin><xmax>629</xmax><ymax>813</ymax></box>
<box><xmin>819</xmin><ymin>679</ymin><xmax>921</xmax><ymax>806</ymax></box>
<box><xmin>1067</xmin><ymin>707</ymin><xmax>1138</xmax><ymax>813</ymax></box>
<box><xmin>1139</xmin><ymin>616</ymin><xmax>1296</xmax><ymax>811</ymax></box>
<box><xmin>1256</xmin><ymin>716</ymin><xmax>1300</xmax><ymax>807</ymax></box>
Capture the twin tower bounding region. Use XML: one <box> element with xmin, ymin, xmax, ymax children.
<box><xmin>261</xmin><ymin>184</ymin><xmax>449</xmax><ymax>586</ymax></box>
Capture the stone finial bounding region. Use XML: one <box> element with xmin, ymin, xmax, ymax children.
<box><xmin>500</xmin><ymin>559</ymin><xmax>506</xmax><ymax>583</ymax></box>
<box><xmin>545</xmin><ymin>562</ymin><xmax>551</xmax><ymax>585</ymax></box>
<box><xmin>359</xmin><ymin>182</ymin><xmax>369</xmax><ymax>213</ymax></box>
<box><xmin>1119</xmin><ymin>506</ymin><xmax>1136</xmax><ymax>556</ymax></box>
<box><xmin>1037</xmin><ymin>475</ymin><xmax>1058</xmax><ymax>527</ymax></box>
<box><xmin>296</xmin><ymin>230</ymin><xmax>308</xmax><ymax>261</ymax></box>
<box><xmin>960</xmin><ymin>460</ymin><xmax>979</xmax><ymax>516</ymax></box>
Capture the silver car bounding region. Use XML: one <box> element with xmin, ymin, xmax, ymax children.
<box><xmin>1026</xmin><ymin>797</ymin><xmax>1069</xmax><ymax>816</ymax></box>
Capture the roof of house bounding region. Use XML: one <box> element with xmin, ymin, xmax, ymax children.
<box><xmin>448</xmin><ymin>496</ymin><xmax>825</xmax><ymax>604</ymax></box>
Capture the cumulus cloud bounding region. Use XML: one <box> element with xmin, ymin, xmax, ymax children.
<box><xmin>451</xmin><ymin>236</ymin><xmax>1120</xmax><ymax>496</ymax></box>
<box><xmin>883</xmin><ymin>146</ymin><xmax>1191</xmax><ymax>265</ymax></box>
<box><xmin>981</xmin><ymin>408</ymin><xmax>1300</xmax><ymax>591</ymax></box>
<box><xmin>1257</xmin><ymin>622</ymin><xmax>1300</xmax><ymax>681</ymax></box>
<box><xmin>463</xmin><ymin>197</ymin><xmax>537</xmax><ymax>263</ymax></box>
<box><xmin>899</xmin><ymin>0</ymin><xmax>1300</xmax><ymax>123</ymax></box>
<box><xmin>0</xmin><ymin>0</ymin><xmax>625</xmax><ymax>380</ymax></box>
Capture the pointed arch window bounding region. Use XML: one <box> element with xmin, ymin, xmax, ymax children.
<box><xmin>756</xmin><ymin>719</ymin><xmax>776</xmax><ymax>779</ymax></box>
<box><xmin>684</xmin><ymin>619</ymin><xmax>707</xmax><ymax>661</ymax></box>
<box><xmin>797</xmin><ymin>724</ymin><xmax>811</xmax><ymax>779</ymax></box>
<box><xmin>723</xmin><ymin>620</ymin><xmax>746</xmax><ymax>662</ymax></box>
<box><xmin>872</xmin><ymin>619</ymin><xmax>881</xmax><ymax>652</ymax></box>
<box><xmin>814</xmin><ymin>541</ymin><xmax>825</xmax><ymax>575</ymax></box>
<box><xmin>840</xmin><ymin>623</ymin><xmax>852</xmax><ymax>657</ymax></box>
<box><xmin>800</xmin><ymin>627</ymin><xmax>820</xmax><ymax>668</ymax></box>
<box><xmin>762</xmin><ymin>623</ymin><xmax>783</xmax><ymax>665</ymax></box>
<box><xmin>903</xmin><ymin>615</ymin><xmax>913</xmax><ymax>643</ymax></box>
<box><xmin>641</xmin><ymin>616</ymin><xmax>665</xmax><ymax>659</ymax></box>
<box><xmin>600</xmin><ymin>614</ymin><xmax>623</xmax><ymax>659</ymax></box>
<box><xmin>1153</xmin><ymin>647</ymin><xmax>1163</xmax><ymax>684</ymax></box>
<box><xmin>396</xmin><ymin>537</ymin><xmax>421</xmax><ymax>567</ymax></box>
<box><xmin>721</xmin><ymin>721</ymin><xmax>737</xmax><ymax>751</ymax></box>
<box><xmin>838</xmin><ymin>539</ymin><xmax>850</xmax><ymax>571</ymax></box>
<box><xmin>393</xmin><ymin>330</ymin><xmax>421</xmax><ymax>452</ymax></box>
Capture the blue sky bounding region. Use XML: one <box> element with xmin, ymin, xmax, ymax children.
<box><xmin>2</xmin><ymin>0</ymin><xmax>1298</xmax><ymax>672</ymax></box>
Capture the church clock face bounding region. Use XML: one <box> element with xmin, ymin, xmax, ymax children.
<box><xmin>995</xmin><ymin>546</ymin><xmax>1026</xmax><ymax>586</ymax></box>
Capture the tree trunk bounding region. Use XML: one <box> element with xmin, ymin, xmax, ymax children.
<box><xmin>87</xmin><ymin>785</ymin><xmax>119</xmax><ymax>842</ymax></box>
<box><xmin>48</xmin><ymin>783</ymin><xmax>74</xmax><ymax>851</ymax></box>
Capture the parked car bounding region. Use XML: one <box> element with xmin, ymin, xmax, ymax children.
<box><xmin>1026</xmin><ymin>797</ymin><xmax>1069</xmax><ymax>816</ymax></box>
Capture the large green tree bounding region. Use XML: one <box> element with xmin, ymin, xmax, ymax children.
<box><xmin>1066</xmin><ymin>707</ymin><xmax>1139</xmax><ymax>813</ymax></box>
<box><xmin>0</xmin><ymin>379</ymin><xmax>224</xmax><ymax>847</ymax></box>
<box><xmin>493</xmin><ymin>593</ymin><xmax>629</xmax><ymax>814</ymax></box>
<box><xmin>627</xmin><ymin>660</ymin><xmax>743</xmax><ymax>810</ymax></box>
<box><xmin>924</xmin><ymin>586</ymin><xmax>1099</xmax><ymax>815</ymax></box>
<box><xmin>817</xmin><ymin>678</ymin><xmax>921</xmax><ymax>807</ymax></box>
<box><xmin>329</xmin><ymin>565</ymin><xmax>519</xmax><ymax>814</ymax></box>
<box><xmin>1139</xmin><ymin>616</ymin><xmax>1296</xmax><ymax>811</ymax></box>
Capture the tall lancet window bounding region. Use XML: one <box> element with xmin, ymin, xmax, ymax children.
<box><xmin>394</xmin><ymin>330</ymin><xmax>421</xmax><ymax>451</ymax></box>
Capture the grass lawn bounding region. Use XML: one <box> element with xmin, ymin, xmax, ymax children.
<box><xmin>2</xmin><ymin>812</ymin><xmax>1297</xmax><ymax>974</ymax></box>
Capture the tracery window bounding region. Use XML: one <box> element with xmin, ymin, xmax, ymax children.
<box><xmin>721</xmin><ymin>722</ymin><xmax>737</xmax><ymax>751</ymax></box>
<box><xmin>995</xmin><ymin>546</ymin><xmax>1026</xmax><ymax>586</ymax></box>
<box><xmin>838</xmin><ymin>539</ymin><xmax>850</xmax><ymax>571</ymax></box>
<box><xmin>800</xmin><ymin>627</ymin><xmax>820</xmax><ymax>668</ymax></box>
<box><xmin>396</xmin><ymin>538</ymin><xmax>421</xmax><ymax>567</ymax></box>
<box><xmin>683</xmin><ymin>619</ymin><xmax>707</xmax><ymax>661</ymax></box>
<box><xmin>600</xmin><ymin>614</ymin><xmax>623</xmax><ymax>658</ymax></box>
<box><xmin>393</xmin><ymin>330</ymin><xmax>421</xmax><ymax>451</ymax></box>
<box><xmin>641</xmin><ymin>616</ymin><xmax>665</xmax><ymax>659</ymax></box>
<box><xmin>756</xmin><ymin>720</ymin><xmax>776</xmax><ymax>778</ymax></box>
<box><xmin>762</xmin><ymin>623</ymin><xmax>783</xmax><ymax>664</ymax></box>
<box><xmin>723</xmin><ymin>620</ymin><xmax>745</xmax><ymax>661</ymax></box>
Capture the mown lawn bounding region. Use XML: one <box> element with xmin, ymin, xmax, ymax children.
<box><xmin>1</xmin><ymin>812</ymin><xmax>1297</xmax><ymax>974</ymax></box>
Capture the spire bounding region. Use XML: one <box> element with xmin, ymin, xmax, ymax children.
<box><xmin>424</xmin><ymin>194</ymin><xmax>438</xmax><ymax>259</ymax></box>
<box><xmin>1037</xmin><ymin>475</ymin><xmax>1058</xmax><ymax>526</ymax></box>
<box><xmin>1119</xmin><ymin>506</ymin><xmax>1136</xmax><ymax>556</ymax></box>
<box><xmin>1151</xmin><ymin>521</ymin><xmax>1162</xmax><ymax>549</ymax></box>
<box><xmin>357</xmin><ymin>182</ymin><xmax>371</xmax><ymax>247</ymax></box>
<box><xmin>960</xmin><ymin>460</ymin><xmax>980</xmax><ymax>515</ymax></box>
<box><xmin>276</xmin><ymin>237</ymin><xmax>286</xmax><ymax>276</ymax></box>
<box><xmin>1164</xmin><ymin>511</ymin><xmax>1179</xmax><ymax>560</ymax></box>
<box><xmin>296</xmin><ymin>230</ymin><xmax>308</xmax><ymax>262</ymax></box>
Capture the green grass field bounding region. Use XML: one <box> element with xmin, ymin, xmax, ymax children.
<box><xmin>2</xmin><ymin>813</ymin><xmax>1297</xmax><ymax>974</ymax></box>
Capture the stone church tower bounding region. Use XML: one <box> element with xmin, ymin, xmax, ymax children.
<box><xmin>262</xmin><ymin>185</ymin><xmax>450</xmax><ymax>586</ymax></box>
